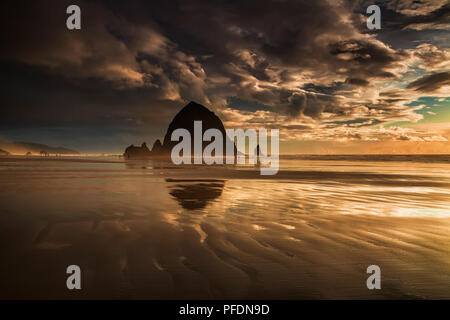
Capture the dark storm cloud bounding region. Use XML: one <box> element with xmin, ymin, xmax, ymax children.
<box><xmin>284</xmin><ymin>91</ymin><xmax>346</xmax><ymax>119</ymax></box>
<box><xmin>2</xmin><ymin>0</ymin><xmax>364</xmax><ymax>119</ymax></box>
<box><xmin>349</xmin><ymin>1</ymin><xmax>449</xmax><ymax>48</ymax></box>
<box><xmin>386</xmin><ymin>1</ymin><xmax>450</xmax><ymax>29</ymax></box>
<box><xmin>407</xmin><ymin>71</ymin><xmax>450</xmax><ymax>92</ymax></box>
<box><xmin>350</xmin><ymin>0</ymin><xmax>450</xmax><ymax>30</ymax></box>
<box><xmin>328</xmin><ymin>39</ymin><xmax>407</xmax><ymax>80</ymax></box>
<box><xmin>1</xmin><ymin>0</ymin><xmax>448</xmax><ymax>149</ymax></box>
<box><xmin>100</xmin><ymin>0</ymin><xmax>349</xmax><ymax>66</ymax></box>
<box><xmin>345</xmin><ymin>78</ymin><xmax>370</xmax><ymax>86</ymax></box>
<box><xmin>1</xmin><ymin>0</ymin><xmax>212</xmax><ymax>138</ymax></box>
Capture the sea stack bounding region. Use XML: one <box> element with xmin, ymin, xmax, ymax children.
<box><xmin>151</xmin><ymin>139</ymin><xmax>163</xmax><ymax>154</ymax></box>
<box><xmin>124</xmin><ymin>101</ymin><xmax>234</xmax><ymax>159</ymax></box>
<box><xmin>123</xmin><ymin>142</ymin><xmax>152</xmax><ymax>159</ymax></box>
<box><xmin>160</xmin><ymin>101</ymin><xmax>228</xmax><ymax>155</ymax></box>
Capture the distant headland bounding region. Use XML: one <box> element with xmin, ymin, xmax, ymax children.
<box><xmin>0</xmin><ymin>140</ymin><xmax>79</xmax><ymax>156</ymax></box>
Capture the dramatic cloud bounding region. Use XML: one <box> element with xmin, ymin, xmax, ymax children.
<box><xmin>407</xmin><ymin>71</ymin><xmax>450</xmax><ymax>93</ymax></box>
<box><xmin>1</xmin><ymin>0</ymin><xmax>449</xmax><ymax>151</ymax></box>
<box><xmin>388</xmin><ymin>0</ymin><xmax>449</xmax><ymax>17</ymax></box>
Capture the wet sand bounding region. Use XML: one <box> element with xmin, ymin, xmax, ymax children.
<box><xmin>0</xmin><ymin>156</ymin><xmax>449</xmax><ymax>299</ymax></box>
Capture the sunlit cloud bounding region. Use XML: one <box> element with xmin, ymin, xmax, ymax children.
<box><xmin>1</xmin><ymin>0</ymin><xmax>449</xmax><ymax>153</ymax></box>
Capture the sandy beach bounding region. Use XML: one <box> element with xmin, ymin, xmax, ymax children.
<box><xmin>0</xmin><ymin>155</ymin><xmax>449</xmax><ymax>299</ymax></box>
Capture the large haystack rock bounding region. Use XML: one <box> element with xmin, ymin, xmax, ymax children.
<box><xmin>123</xmin><ymin>101</ymin><xmax>236</xmax><ymax>160</ymax></box>
<box><xmin>160</xmin><ymin>101</ymin><xmax>228</xmax><ymax>155</ymax></box>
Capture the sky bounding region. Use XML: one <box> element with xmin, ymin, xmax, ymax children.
<box><xmin>1</xmin><ymin>0</ymin><xmax>449</xmax><ymax>154</ymax></box>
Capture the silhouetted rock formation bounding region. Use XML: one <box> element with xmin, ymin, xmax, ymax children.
<box><xmin>151</xmin><ymin>139</ymin><xmax>163</xmax><ymax>154</ymax></box>
<box><xmin>123</xmin><ymin>142</ymin><xmax>152</xmax><ymax>159</ymax></box>
<box><xmin>0</xmin><ymin>148</ymin><xmax>9</xmax><ymax>156</ymax></box>
<box><xmin>160</xmin><ymin>101</ymin><xmax>229</xmax><ymax>155</ymax></box>
<box><xmin>124</xmin><ymin>101</ymin><xmax>237</xmax><ymax>160</ymax></box>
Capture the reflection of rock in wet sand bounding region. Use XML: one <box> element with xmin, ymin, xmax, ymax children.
<box><xmin>167</xmin><ymin>179</ymin><xmax>225</xmax><ymax>210</ymax></box>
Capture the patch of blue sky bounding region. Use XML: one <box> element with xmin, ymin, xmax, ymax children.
<box><xmin>386</xmin><ymin>97</ymin><xmax>450</xmax><ymax>127</ymax></box>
